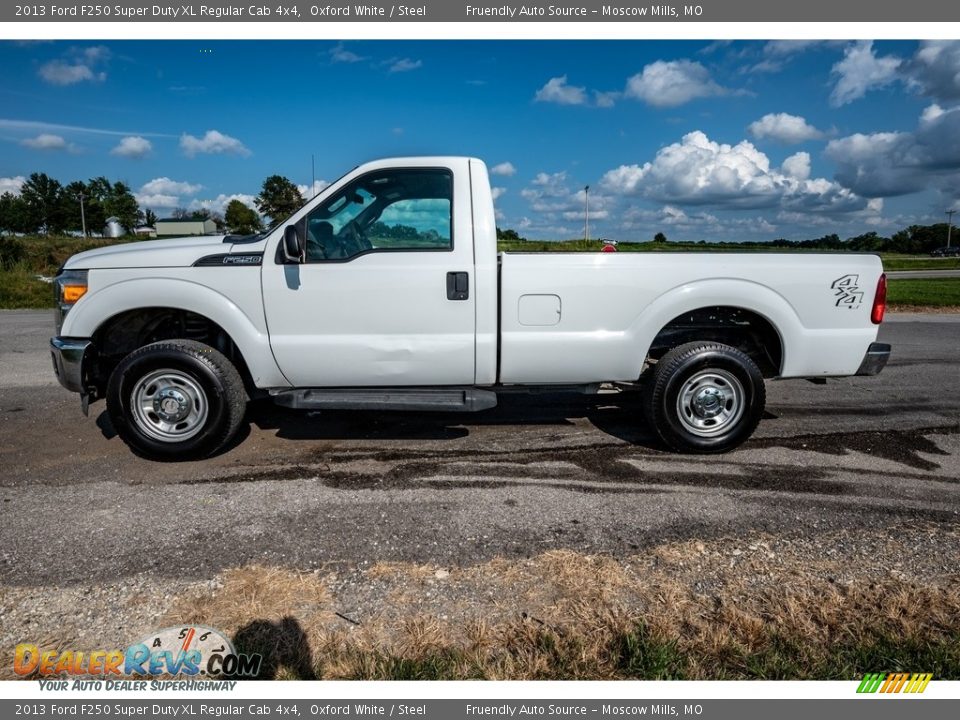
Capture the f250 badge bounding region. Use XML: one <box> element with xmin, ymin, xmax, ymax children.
<box><xmin>831</xmin><ymin>274</ymin><xmax>864</xmax><ymax>309</ymax></box>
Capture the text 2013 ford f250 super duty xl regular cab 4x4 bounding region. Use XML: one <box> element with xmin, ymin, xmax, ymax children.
<box><xmin>50</xmin><ymin>157</ymin><xmax>890</xmax><ymax>460</ymax></box>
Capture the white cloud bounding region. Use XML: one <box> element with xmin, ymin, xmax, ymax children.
<box><xmin>180</xmin><ymin>130</ymin><xmax>251</xmax><ymax>157</ymax></box>
<box><xmin>0</xmin><ymin>176</ymin><xmax>25</xmax><ymax>195</ymax></box>
<box><xmin>907</xmin><ymin>40</ymin><xmax>960</xmax><ymax>102</ymax></box>
<box><xmin>329</xmin><ymin>42</ymin><xmax>366</xmax><ymax>63</ymax></box>
<box><xmin>140</xmin><ymin>178</ymin><xmax>203</xmax><ymax>196</ymax></box>
<box><xmin>762</xmin><ymin>40</ymin><xmax>840</xmax><ymax>58</ymax></box>
<box><xmin>135</xmin><ymin>194</ymin><xmax>180</xmax><ymax>209</ymax></box>
<box><xmin>490</xmin><ymin>162</ymin><xmax>517</xmax><ymax>177</ymax></box>
<box><xmin>491</xmin><ymin>187</ymin><xmax>507</xmax><ymax>201</ymax></box>
<box><xmin>830</xmin><ymin>41</ymin><xmax>902</xmax><ymax>107</ymax></box>
<box><xmin>38</xmin><ymin>45</ymin><xmax>110</xmax><ymax>85</ymax></box>
<box><xmin>748</xmin><ymin>113</ymin><xmax>824</xmax><ymax>144</ymax></box>
<box><xmin>0</xmin><ymin>118</ymin><xmax>172</xmax><ymax>138</ymax></box>
<box><xmin>388</xmin><ymin>58</ymin><xmax>422</xmax><ymax>73</ymax></box>
<box><xmin>594</xmin><ymin>90</ymin><xmax>619</xmax><ymax>108</ymax></box>
<box><xmin>110</xmin><ymin>136</ymin><xmax>152</xmax><ymax>158</ymax></box>
<box><xmin>297</xmin><ymin>180</ymin><xmax>330</xmax><ymax>198</ymax></box>
<box><xmin>136</xmin><ymin>178</ymin><xmax>204</xmax><ymax>209</ymax></box>
<box><xmin>38</xmin><ymin>61</ymin><xmax>98</xmax><ymax>85</ymax></box>
<box><xmin>534</xmin><ymin>76</ymin><xmax>588</xmax><ymax>106</ymax></box>
<box><xmin>781</xmin><ymin>152</ymin><xmax>811</xmax><ymax>181</ymax></box>
<box><xmin>190</xmin><ymin>193</ymin><xmax>260</xmax><ymax>215</ymax></box>
<box><xmin>21</xmin><ymin>133</ymin><xmax>73</xmax><ymax>151</ymax></box>
<box><xmin>521</xmin><ymin>172</ymin><xmax>613</xmax><ymax>223</ymax></box>
<box><xmin>624</xmin><ymin>60</ymin><xmax>728</xmax><ymax>107</ymax></box>
<box><xmin>600</xmin><ymin>130</ymin><xmax>867</xmax><ymax>215</ymax></box>
<box><xmin>826</xmin><ymin>104</ymin><xmax>960</xmax><ymax>198</ymax></box>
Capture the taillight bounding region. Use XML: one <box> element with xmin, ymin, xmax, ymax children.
<box><xmin>871</xmin><ymin>273</ymin><xmax>887</xmax><ymax>324</ymax></box>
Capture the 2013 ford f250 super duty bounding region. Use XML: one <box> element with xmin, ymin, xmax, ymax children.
<box><xmin>50</xmin><ymin>157</ymin><xmax>891</xmax><ymax>460</ymax></box>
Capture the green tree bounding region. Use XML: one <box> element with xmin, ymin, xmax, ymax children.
<box><xmin>144</xmin><ymin>209</ymin><xmax>158</xmax><ymax>227</ymax></box>
<box><xmin>19</xmin><ymin>173</ymin><xmax>66</xmax><ymax>234</ymax></box>
<box><xmin>0</xmin><ymin>192</ymin><xmax>31</xmax><ymax>234</ymax></box>
<box><xmin>255</xmin><ymin>175</ymin><xmax>303</xmax><ymax>223</ymax></box>
<box><xmin>224</xmin><ymin>199</ymin><xmax>263</xmax><ymax>235</ymax></box>
<box><xmin>60</xmin><ymin>181</ymin><xmax>90</xmax><ymax>234</ymax></box>
<box><xmin>496</xmin><ymin>227</ymin><xmax>525</xmax><ymax>242</ymax></box>
<box><xmin>654</xmin><ymin>232</ymin><xmax>667</xmax><ymax>243</ymax></box>
<box><xmin>104</xmin><ymin>181</ymin><xmax>140</xmax><ymax>232</ymax></box>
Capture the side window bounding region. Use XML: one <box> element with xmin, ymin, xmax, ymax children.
<box><xmin>303</xmin><ymin>168</ymin><xmax>452</xmax><ymax>262</ymax></box>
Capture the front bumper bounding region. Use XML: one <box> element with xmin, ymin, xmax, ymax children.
<box><xmin>50</xmin><ymin>337</ymin><xmax>93</xmax><ymax>393</ymax></box>
<box><xmin>855</xmin><ymin>342</ymin><xmax>891</xmax><ymax>376</ymax></box>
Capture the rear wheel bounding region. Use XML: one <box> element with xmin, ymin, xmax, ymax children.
<box><xmin>106</xmin><ymin>340</ymin><xmax>246</xmax><ymax>461</ymax></box>
<box><xmin>642</xmin><ymin>341</ymin><xmax>765</xmax><ymax>453</ymax></box>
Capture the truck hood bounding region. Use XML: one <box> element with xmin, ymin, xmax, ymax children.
<box><xmin>63</xmin><ymin>235</ymin><xmax>232</xmax><ymax>270</ymax></box>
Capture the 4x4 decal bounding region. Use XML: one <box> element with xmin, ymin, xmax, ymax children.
<box><xmin>831</xmin><ymin>274</ymin><xmax>864</xmax><ymax>309</ymax></box>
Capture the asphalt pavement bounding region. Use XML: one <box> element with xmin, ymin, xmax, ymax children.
<box><xmin>1</xmin><ymin>309</ymin><xmax>958</xmax><ymax>587</ymax></box>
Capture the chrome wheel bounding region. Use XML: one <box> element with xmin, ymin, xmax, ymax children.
<box><xmin>130</xmin><ymin>369</ymin><xmax>209</xmax><ymax>442</ymax></box>
<box><xmin>675</xmin><ymin>368</ymin><xmax>745</xmax><ymax>437</ymax></box>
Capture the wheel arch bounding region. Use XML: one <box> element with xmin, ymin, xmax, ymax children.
<box><xmin>62</xmin><ymin>278</ymin><xmax>288</xmax><ymax>391</ymax></box>
<box><xmin>629</xmin><ymin>279</ymin><xmax>800</xmax><ymax>379</ymax></box>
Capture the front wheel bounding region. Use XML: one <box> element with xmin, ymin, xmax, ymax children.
<box><xmin>106</xmin><ymin>340</ymin><xmax>246</xmax><ymax>461</ymax></box>
<box><xmin>642</xmin><ymin>341</ymin><xmax>765</xmax><ymax>453</ymax></box>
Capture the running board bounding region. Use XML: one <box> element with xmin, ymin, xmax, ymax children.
<box><xmin>270</xmin><ymin>387</ymin><xmax>498</xmax><ymax>412</ymax></box>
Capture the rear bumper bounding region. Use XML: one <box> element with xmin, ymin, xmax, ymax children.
<box><xmin>855</xmin><ymin>342</ymin><xmax>891</xmax><ymax>376</ymax></box>
<box><xmin>50</xmin><ymin>337</ymin><xmax>93</xmax><ymax>393</ymax></box>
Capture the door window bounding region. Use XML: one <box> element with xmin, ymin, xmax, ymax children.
<box><xmin>303</xmin><ymin>168</ymin><xmax>452</xmax><ymax>262</ymax></box>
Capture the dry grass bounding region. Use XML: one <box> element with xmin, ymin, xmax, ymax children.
<box><xmin>161</xmin><ymin>535</ymin><xmax>960</xmax><ymax>680</ymax></box>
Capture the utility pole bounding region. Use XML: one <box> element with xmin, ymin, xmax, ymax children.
<box><xmin>76</xmin><ymin>192</ymin><xmax>87</xmax><ymax>237</ymax></box>
<box><xmin>947</xmin><ymin>209</ymin><xmax>956</xmax><ymax>249</ymax></box>
<box><xmin>311</xmin><ymin>154</ymin><xmax>316</xmax><ymax>199</ymax></box>
<box><xmin>584</xmin><ymin>185</ymin><xmax>590</xmax><ymax>242</ymax></box>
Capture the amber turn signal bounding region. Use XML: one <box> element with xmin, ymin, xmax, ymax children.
<box><xmin>62</xmin><ymin>285</ymin><xmax>88</xmax><ymax>303</ymax></box>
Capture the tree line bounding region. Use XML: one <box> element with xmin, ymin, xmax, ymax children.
<box><xmin>0</xmin><ymin>172</ymin><xmax>307</xmax><ymax>237</ymax></box>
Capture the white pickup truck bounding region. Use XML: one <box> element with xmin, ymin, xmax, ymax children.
<box><xmin>50</xmin><ymin>156</ymin><xmax>890</xmax><ymax>459</ymax></box>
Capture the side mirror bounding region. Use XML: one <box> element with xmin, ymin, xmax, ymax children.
<box><xmin>282</xmin><ymin>225</ymin><xmax>304</xmax><ymax>263</ymax></box>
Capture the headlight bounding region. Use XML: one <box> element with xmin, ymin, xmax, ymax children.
<box><xmin>54</xmin><ymin>269</ymin><xmax>88</xmax><ymax>334</ymax></box>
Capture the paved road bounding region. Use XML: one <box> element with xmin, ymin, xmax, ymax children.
<box><xmin>1</xmin><ymin>310</ymin><xmax>958</xmax><ymax>586</ymax></box>
<box><xmin>887</xmin><ymin>269</ymin><xmax>960</xmax><ymax>279</ymax></box>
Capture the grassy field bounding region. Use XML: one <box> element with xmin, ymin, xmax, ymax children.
<box><xmin>1</xmin><ymin>234</ymin><xmax>958</xmax><ymax>309</ymax></box>
<box><xmin>887</xmin><ymin>278</ymin><xmax>960</xmax><ymax>307</ymax></box>
<box><xmin>0</xmin><ymin>234</ymin><xmax>137</xmax><ymax>309</ymax></box>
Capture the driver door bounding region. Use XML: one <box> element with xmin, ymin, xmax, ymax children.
<box><xmin>261</xmin><ymin>165</ymin><xmax>476</xmax><ymax>388</ymax></box>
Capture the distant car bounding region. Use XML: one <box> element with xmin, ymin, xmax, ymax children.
<box><xmin>930</xmin><ymin>246</ymin><xmax>960</xmax><ymax>257</ymax></box>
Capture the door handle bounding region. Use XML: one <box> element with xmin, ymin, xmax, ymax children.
<box><xmin>446</xmin><ymin>271</ymin><xmax>469</xmax><ymax>301</ymax></box>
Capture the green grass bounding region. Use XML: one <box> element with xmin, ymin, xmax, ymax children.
<box><xmin>879</xmin><ymin>255</ymin><xmax>960</xmax><ymax>271</ymax></box>
<box><xmin>0</xmin><ymin>262</ymin><xmax>55</xmax><ymax>309</ymax></box>
<box><xmin>311</xmin><ymin>625</ymin><xmax>960</xmax><ymax>680</ymax></box>
<box><xmin>0</xmin><ymin>234</ymin><xmax>138</xmax><ymax>309</ymax></box>
<box><xmin>887</xmin><ymin>278</ymin><xmax>960</xmax><ymax>307</ymax></box>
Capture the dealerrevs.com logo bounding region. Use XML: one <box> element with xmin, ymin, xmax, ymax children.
<box><xmin>15</xmin><ymin>626</ymin><xmax>261</xmax><ymax>678</ymax></box>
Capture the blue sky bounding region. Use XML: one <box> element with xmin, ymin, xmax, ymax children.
<box><xmin>1</xmin><ymin>40</ymin><xmax>958</xmax><ymax>241</ymax></box>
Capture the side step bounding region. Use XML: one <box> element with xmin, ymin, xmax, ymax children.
<box><xmin>270</xmin><ymin>387</ymin><xmax>498</xmax><ymax>412</ymax></box>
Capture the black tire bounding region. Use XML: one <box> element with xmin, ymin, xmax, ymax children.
<box><xmin>642</xmin><ymin>341</ymin><xmax>765</xmax><ymax>454</ymax></box>
<box><xmin>106</xmin><ymin>340</ymin><xmax>246</xmax><ymax>461</ymax></box>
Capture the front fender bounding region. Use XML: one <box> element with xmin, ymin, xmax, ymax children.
<box><xmin>61</xmin><ymin>277</ymin><xmax>289</xmax><ymax>388</ymax></box>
